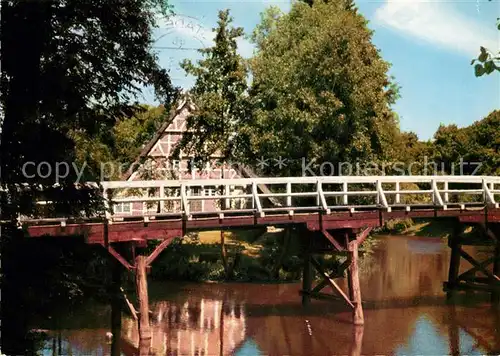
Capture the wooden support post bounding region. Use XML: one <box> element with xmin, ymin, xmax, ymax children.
<box><xmin>111</xmin><ymin>259</ymin><xmax>122</xmax><ymax>356</ymax></box>
<box><xmin>446</xmin><ymin>223</ymin><xmax>462</xmax><ymax>300</ymax></box>
<box><xmin>448</xmin><ymin>304</ymin><xmax>460</xmax><ymax>356</ymax></box>
<box><xmin>139</xmin><ymin>337</ymin><xmax>152</xmax><ymax>356</ymax></box>
<box><xmin>271</xmin><ymin>228</ymin><xmax>292</xmax><ymax>278</ymax></box>
<box><xmin>347</xmin><ymin>241</ymin><xmax>364</xmax><ymax>325</ymax></box>
<box><xmin>349</xmin><ymin>326</ymin><xmax>364</xmax><ymax>356</ymax></box>
<box><xmin>135</xmin><ymin>254</ymin><xmax>152</xmax><ymax>342</ymax></box>
<box><xmin>220</xmin><ymin>230</ymin><xmax>229</xmax><ymax>277</ymax></box>
<box><xmin>302</xmin><ymin>249</ymin><xmax>313</xmax><ymax>307</ymax></box>
<box><xmin>493</xmin><ymin>231</ymin><xmax>500</xmax><ymax>304</ymax></box>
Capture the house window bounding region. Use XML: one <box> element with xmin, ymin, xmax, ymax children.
<box><xmin>189</xmin><ymin>187</ymin><xmax>202</xmax><ymax>212</ymax></box>
<box><xmin>114</xmin><ymin>203</ymin><xmax>131</xmax><ymax>214</ymax></box>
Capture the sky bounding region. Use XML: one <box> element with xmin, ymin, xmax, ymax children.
<box><xmin>143</xmin><ymin>0</ymin><xmax>500</xmax><ymax>141</ymax></box>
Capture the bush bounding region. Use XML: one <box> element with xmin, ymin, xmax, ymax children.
<box><xmin>378</xmin><ymin>218</ymin><xmax>414</xmax><ymax>234</ymax></box>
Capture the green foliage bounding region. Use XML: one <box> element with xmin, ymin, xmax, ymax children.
<box><xmin>246</xmin><ymin>1</ymin><xmax>401</xmax><ymax>175</ymax></box>
<box><xmin>431</xmin><ymin>111</ymin><xmax>500</xmax><ymax>175</ymax></box>
<box><xmin>379</xmin><ymin>218</ymin><xmax>414</xmax><ymax>234</ymax></box>
<box><xmin>0</xmin><ymin>2</ymin><xmax>177</xmax><ymax>353</ymax></box>
<box><xmin>471</xmin><ymin>19</ymin><xmax>499</xmax><ymax>76</ymax></box>
<box><xmin>250</xmin><ymin>6</ymin><xmax>284</xmax><ymax>50</ymax></box>
<box><xmin>113</xmin><ymin>105</ymin><xmax>168</xmax><ymax>165</ymax></box>
<box><xmin>172</xmin><ymin>10</ymin><xmax>250</xmax><ymax>165</ymax></box>
<box><xmin>1</xmin><ymin>0</ymin><xmax>178</xmax><ymax>218</ymax></box>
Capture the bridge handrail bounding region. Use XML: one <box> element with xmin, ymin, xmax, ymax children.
<box><xmin>98</xmin><ymin>175</ymin><xmax>500</xmax><ymax>189</ymax></box>
<box><xmin>12</xmin><ymin>175</ymin><xmax>500</xmax><ymax>223</ymax></box>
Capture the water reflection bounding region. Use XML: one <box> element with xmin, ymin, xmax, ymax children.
<box><xmin>37</xmin><ymin>236</ymin><xmax>500</xmax><ymax>355</ymax></box>
<box><xmin>122</xmin><ymin>298</ymin><xmax>246</xmax><ymax>355</ymax></box>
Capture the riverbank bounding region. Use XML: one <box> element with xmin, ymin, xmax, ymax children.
<box><xmin>148</xmin><ymin>227</ymin><xmax>380</xmax><ymax>284</ymax></box>
<box><xmin>375</xmin><ymin>218</ymin><xmax>461</xmax><ymax>238</ymax></box>
<box><xmin>147</xmin><ymin>218</ymin><xmax>464</xmax><ymax>284</ymax></box>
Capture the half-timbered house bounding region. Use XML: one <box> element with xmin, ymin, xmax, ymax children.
<box><xmin>112</xmin><ymin>95</ymin><xmax>247</xmax><ymax>218</ymax></box>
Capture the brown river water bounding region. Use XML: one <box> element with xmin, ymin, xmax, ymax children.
<box><xmin>37</xmin><ymin>236</ymin><xmax>500</xmax><ymax>355</ymax></box>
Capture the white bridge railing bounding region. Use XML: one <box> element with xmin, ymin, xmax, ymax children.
<box><xmin>96</xmin><ymin>176</ymin><xmax>500</xmax><ymax>222</ymax></box>
<box><xmin>21</xmin><ymin>175</ymin><xmax>500</xmax><ymax>224</ymax></box>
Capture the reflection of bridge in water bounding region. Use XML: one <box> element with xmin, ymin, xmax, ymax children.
<box><xmin>122</xmin><ymin>298</ymin><xmax>246</xmax><ymax>355</ymax></box>
<box><xmin>112</xmin><ymin>237</ymin><xmax>500</xmax><ymax>355</ymax></box>
<box><xmin>39</xmin><ymin>237</ymin><xmax>500</xmax><ymax>355</ymax></box>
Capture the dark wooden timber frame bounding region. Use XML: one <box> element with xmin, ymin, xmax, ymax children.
<box><xmin>24</xmin><ymin>208</ymin><xmax>500</xmax><ymax>244</ymax></box>
<box><xmin>300</xmin><ymin>227</ymin><xmax>372</xmax><ymax>325</ymax></box>
<box><xmin>444</xmin><ymin>218</ymin><xmax>500</xmax><ymax>301</ymax></box>
<box><xmin>101</xmin><ymin>233</ymin><xmax>177</xmax><ymax>348</ymax></box>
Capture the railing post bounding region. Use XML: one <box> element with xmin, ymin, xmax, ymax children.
<box><xmin>316</xmin><ymin>182</ymin><xmax>320</xmax><ymax>206</ymax></box>
<box><xmin>343</xmin><ymin>182</ymin><xmax>348</xmax><ymax>205</ymax></box>
<box><xmin>159</xmin><ymin>185</ymin><xmax>165</xmax><ymax>213</ymax></box>
<box><xmin>483</xmin><ymin>179</ymin><xmax>498</xmax><ymax>208</ymax></box>
<box><xmin>104</xmin><ymin>189</ymin><xmax>112</xmax><ymax>224</ymax></box>
<box><xmin>180</xmin><ymin>183</ymin><xmax>190</xmax><ymax>219</ymax></box>
<box><xmin>286</xmin><ymin>182</ymin><xmax>292</xmax><ymax>207</ymax></box>
<box><xmin>444</xmin><ymin>181</ymin><xmax>449</xmax><ymax>204</ymax></box>
<box><xmin>225</xmin><ymin>184</ymin><xmax>230</xmax><ymax>210</ymax></box>
<box><xmin>395</xmin><ymin>182</ymin><xmax>400</xmax><ymax>204</ymax></box>
<box><xmin>201</xmin><ymin>185</ymin><xmax>205</xmax><ymax>212</ymax></box>
<box><xmin>287</xmin><ymin>182</ymin><xmax>293</xmax><ymax>216</ymax></box>
<box><xmin>432</xmin><ymin>179</ymin><xmax>445</xmax><ymax>209</ymax></box>
<box><xmin>317</xmin><ymin>180</ymin><xmax>330</xmax><ymax>214</ymax></box>
<box><xmin>252</xmin><ymin>182</ymin><xmax>264</xmax><ymax>217</ymax></box>
<box><xmin>376</xmin><ymin>180</ymin><xmax>390</xmax><ymax>211</ymax></box>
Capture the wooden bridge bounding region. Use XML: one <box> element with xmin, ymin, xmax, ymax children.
<box><xmin>16</xmin><ymin>175</ymin><xmax>500</xmax><ymax>353</ymax></box>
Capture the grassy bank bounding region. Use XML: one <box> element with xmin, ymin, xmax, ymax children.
<box><xmin>375</xmin><ymin>217</ymin><xmax>482</xmax><ymax>238</ymax></box>
<box><xmin>148</xmin><ymin>228</ymin><xmax>359</xmax><ymax>283</ymax></box>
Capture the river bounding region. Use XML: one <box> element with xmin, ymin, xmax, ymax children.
<box><xmin>35</xmin><ymin>235</ymin><xmax>499</xmax><ymax>355</ymax></box>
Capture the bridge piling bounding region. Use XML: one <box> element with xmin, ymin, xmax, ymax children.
<box><xmin>299</xmin><ymin>228</ymin><xmax>367</xmax><ymax>325</ymax></box>
<box><xmin>347</xmin><ymin>241</ymin><xmax>364</xmax><ymax>325</ymax></box>
<box><xmin>111</xmin><ymin>257</ymin><xmax>122</xmax><ymax>356</ymax></box>
<box><xmin>444</xmin><ymin>220</ymin><xmax>500</xmax><ymax>303</ymax></box>
<box><xmin>135</xmin><ymin>253</ymin><xmax>152</xmax><ymax>343</ymax></box>
<box><xmin>302</xmin><ymin>243</ymin><xmax>313</xmax><ymax>307</ymax></box>
<box><xmin>492</xmin><ymin>225</ymin><xmax>500</xmax><ymax>304</ymax></box>
<box><xmin>446</xmin><ymin>222</ymin><xmax>462</xmax><ymax>300</ymax></box>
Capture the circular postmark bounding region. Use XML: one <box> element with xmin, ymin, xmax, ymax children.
<box><xmin>156</xmin><ymin>14</ymin><xmax>210</xmax><ymax>50</ymax></box>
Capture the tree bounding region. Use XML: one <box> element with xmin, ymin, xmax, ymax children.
<box><xmin>431</xmin><ymin>111</ymin><xmax>500</xmax><ymax>175</ymax></box>
<box><xmin>472</xmin><ymin>19</ymin><xmax>500</xmax><ymax>76</ymax></box>
<box><xmin>1</xmin><ymin>0</ymin><xmax>179</xmax><ymax>218</ymax></box>
<box><xmin>247</xmin><ymin>1</ymin><xmax>400</xmax><ymax>176</ymax></box>
<box><xmin>0</xmin><ymin>1</ymin><xmax>178</xmax><ymax>353</ymax></box>
<box><xmin>113</xmin><ymin>105</ymin><xmax>168</xmax><ymax>166</ymax></box>
<box><xmin>69</xmin><ymin>104</ymin><xmax>167</xmax><ymax>180</ymax></box>
<box><xmin>250</xmin><ymin>6</ymin><xmax>284</xmax><ymax>51</ymax></box>
<box><xmin>301</xmin><ymin>0</ymin><xmax>357</xmax><ymax>12</ymax></box>
<box><xmin>172</xmin><ymin>10</ymin><xmax>249</xmax><ymax>166</ymax></box>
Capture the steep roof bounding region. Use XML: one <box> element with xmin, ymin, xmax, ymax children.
<box><xmin>121</xmin><ymin>95</ymin><xmax>194</xmax><ymax>181</ymax></box>
<box><xmin>121</xmin><ymin>96</ymin><xmax>282</xmax><ymax>206</ymax></box>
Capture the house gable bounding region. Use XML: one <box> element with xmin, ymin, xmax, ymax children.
<box><xmin>123</xmin><ymin>96</ymin><xmax>241</xmax><ymax>182</ymax></box>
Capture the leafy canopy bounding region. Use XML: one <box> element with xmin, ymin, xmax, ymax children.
<box><xmin>431</xmin><ymin>111</ymin><xmax>500</xmax><ymax>175</ymax></box>
<box><xmin>471</xmin><ymin>16</ymin><xmax>499</xmax><ymax>76</ymax></box>
<box><xmin>246</xmin><ymin>1</ymin><xmax>401</xmax><ymax>176</ymax></box>
<box><xmin>0</xmin><ymin>0</ymin><xmax>178</xmax><ymax>217</ymax></box>
<box><xmin>172</xmin><ymin>9</ymin><xmax>249</xmax><ymax>165</ymax></box>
